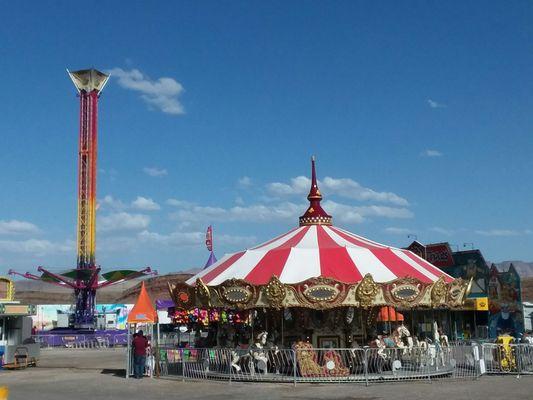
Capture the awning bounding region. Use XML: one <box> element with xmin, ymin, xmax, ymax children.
<box><xmin>376</xmin><ymin>306</ymin><xmax>404</xmax><ymax>322</ymax></box>
<box><xmin>127</xmin><ymin>282</ymin><xmax>157</xmax><ymax>324</ymax></box>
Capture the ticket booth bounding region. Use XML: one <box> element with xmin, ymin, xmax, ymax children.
<box><xmin>0</xmin><ymin>277</ymin><xmax>40</xmax><ymax>365</ymax></box>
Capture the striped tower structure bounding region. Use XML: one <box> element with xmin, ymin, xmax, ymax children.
<box><xmin>68</xmin><ymin>69</ymin><xmax>109</xmax><ymax>327</ymax></box>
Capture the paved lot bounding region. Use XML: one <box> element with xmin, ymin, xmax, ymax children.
<box><xmin>0</xmin><ymin>349</ymin><xmax>532</xmax><ymax>400</ymax></box>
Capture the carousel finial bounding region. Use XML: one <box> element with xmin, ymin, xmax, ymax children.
<box><xmin>299</xmin><ymin>156</ymin><xmax>332</xmax><ymax>226</ymax></box>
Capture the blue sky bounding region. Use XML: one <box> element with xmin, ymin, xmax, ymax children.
<box><xmin>1</xmin><ymin>1</ymin><xmax>532</xmax><ymax>275</ymax></box>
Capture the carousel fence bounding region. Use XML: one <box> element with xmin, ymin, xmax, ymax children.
<box><xmin>481</xmin><ymin>343</ymin><xmax>533</xmax><ymax>375</ymax></box>
<box><xmin>158</xmin><ymin>344</ymin><xmax>484</xmax><ymax>384</ymax></box>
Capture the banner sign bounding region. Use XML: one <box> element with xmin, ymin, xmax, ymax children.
<box><xmin>206</xmin><ymin>225</ymin><xmax>213</xmax><ymax>251</ymax></box>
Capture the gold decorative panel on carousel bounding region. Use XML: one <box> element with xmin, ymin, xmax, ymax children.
<box><xmin>0</xmin><ymin>277</ymin><xmax>15</xmax><ymax>301</ymax></box>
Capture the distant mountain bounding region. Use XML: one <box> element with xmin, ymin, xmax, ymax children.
<box><xmin>12</xmin><ymin>268</ymin><xmax>201</xmax><ymax>304</ymax></box>
<box><xmin>492</xmin><ymin>261</ymin><xmax>533</xmax><ymax>278</ymax></box>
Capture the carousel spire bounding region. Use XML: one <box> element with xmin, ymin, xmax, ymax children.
<box><xmin>299</xmin><ymin>156</ymin><xmax>332</xmax><ymax>226</ymax></box>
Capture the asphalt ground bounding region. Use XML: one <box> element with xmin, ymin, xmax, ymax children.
<box><xmin>0</xmin><ymin>348</ymin><xmax>532</xmax><ymax>400</ymax></box>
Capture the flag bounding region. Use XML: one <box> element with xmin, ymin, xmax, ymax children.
<box><xmin>205</xmin><ymin>225</ymin><xmax>213</xmax><ymax>251</ymax></box>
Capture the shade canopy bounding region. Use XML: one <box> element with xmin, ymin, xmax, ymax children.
<box><xmin>128</xmin><ymin>282</ymin><xmax>158</xmax><ymax>324</ymax></box>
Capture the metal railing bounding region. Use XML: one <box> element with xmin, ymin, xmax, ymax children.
<box><xmin>31</xmin><ymin>334</ymin><xmax>128</xmax><ymax>349</ymax></box>
<box><xmin>158</xmin><ymin>344</ymin><xmax>483</xmax><ymax>384</ymax></box>
<box><xmin>481</xmin><ymin>343</ymin><xmax>533</xmax><ymax>375</ymax></box>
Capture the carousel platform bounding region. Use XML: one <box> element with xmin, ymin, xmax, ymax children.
<box><xmin>192</xmin><ymin>367</ymin><xmax>456</xmax><ymax>383</ymax></box>
<box><xmin>160</xmin><ymin>346</ymin><xmax>472</xmax><ymax>384</ymax></box>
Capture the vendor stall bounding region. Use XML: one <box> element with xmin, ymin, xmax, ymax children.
<box><xmin>0</xmin><ymin>277</ymin><xmax>39</xmax><ymax>367</ymax></box>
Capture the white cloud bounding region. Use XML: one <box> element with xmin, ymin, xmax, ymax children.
<box><xmin>474</xmin><ymin>229</ymin><xmax>530</xmax><ymax>237</ymax></box>
<box><xmin>322</xmin><ymin>177</ymin><xmax>408</xmax><ymax>206</ymax></box>
<box><xmin>108</xmin><ymin>68</ymin><xmax>185</xmax><ymax>115</ymax></box>
<box><xmin>429</xmin><ymin>227</ymin><xmax>454</xmax><ymax>236</ymax></box>
<box><xmin>0</xmin><ymin>220</ymin><xmax>40</xmax><ymax>235</ymax></box>
<box><xmin>266</xmin><ymin>177</ymin><xmax>308</xmax><ymax>197</ymax></box>
<box><xmin>131</xmin><ymin>196</ymin><xmax>160</xmax><ymax>211</ymax></box>
<box><xmin>238</xmin><ymin>176</ymin><xmax>252</xmax><ymax>187</ymax></box>
<box><xmin>98</xmin><ymin>195</ymin><xmax>126</xmax><ymax>210</ymax></box>
<box><xmin>421</xmin><ymin>149</ymin><xmax>443</xmax><ymax>157</ymax></box>
<box><xmin>235</xmin><ymin>196</ymin><xmax>245</xmax><ymax>205</ymax></box>
<box><xmin>384</xmin><ymin>227</ymin><xmax>412</xmax><ymax>235</ymax></box>
<box><xmin>95</xmin><ymin>236</ymin><xmax>139</xmax><ymax>253</ymax></box>
<box><xmin>0</xmin><ymin>238</ymin><xmax>72</xmax><ymax>256</ymax></box>
<box><xmin>321</xmin><ymin>201</ymin><xmax>365</xmax><ymax>224</ymax></box>
<box><xmin>138</xmin><ymin>230</ymin><xmax>202</xmax><ymax>246</ymax></box>
<box><xmin>168</xmin><ymin>198</ymin><xmax>412</xmax><ymax>226</ymax></box>
<box><xmin>143</xmin><ymin>167</ymin><xmax>168</xmax><ymax>177</ymax></box>
<box><xmin>323</xmin><ymin>201</ymin><xmax>414</xmax><ymax>224</ymax></box>
<box><xmin>266</xmin><ymin>176</ymin><xmax>408</xmax><ymax>206</ymax></box>
<box><xmin>98</xmin><ymin>212</ymin><xmax>151</xmax><ymax>232</ymax></box>
<box><xmin>166</xmin><ymin>198</ymin><xmax>195</xmax><ymax>208</ymax></box>
<box><xmin>138</xmin><ymin>230</ymin><xmax>256</xmax><ymax>248</ymax></box>
<box><xmin>171</xmin><ymin>202</ymin><xmax>303</xmax><ymax>224</ymax></box>
<box><xmin>99</xmin><ymin>168</ymin><xmax>118</xmax><ymax>181</ymax></box>
<box><xmin>427</xmin><ymin>99</ymin><xmax>447</xmax><ymax>109</ymax></box>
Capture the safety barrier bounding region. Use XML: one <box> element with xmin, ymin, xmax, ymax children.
<box><xmin>482</xmin><ymin>343</ymin><xmax>533</xmax><ymax>375</ymax></box>
<box><xmin>158</xmin><ymin>344</ymin><xmax>483</xmax><ymax>384</ymax></box>
<box><xmin>32</xmin><ymin>334</ymin><xmax>128</xmax><ymax>349</ymax></box>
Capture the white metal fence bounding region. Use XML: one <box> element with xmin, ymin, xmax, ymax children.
<box><xmin>157</xmin><ymin>344</ymin><xmax>486</xmax><ymax>384</ymax></box>
<box><xmin>481</xmin><ymin>343</ymin><xmax>533</xmax><ymax>375</ymax></box>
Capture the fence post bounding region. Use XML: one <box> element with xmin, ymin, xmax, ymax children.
<box><xmin>515</xmin><ymin>345</ymin><xmax>521</xmax><ymax>378</ymax></box>
<box><xmin>474</xmin><ymin>344</ymin><xmax>480</xmax><ymax>379</ymax></box>
<box><xmin>478</xmin><ymin>344</ymin><xmax>482</xmax><ymax>378</ymax></box>
<box><xmin>228</xmin><ymin>349</ymin><xmax>232</xmax><ymax>385</ymax></box>
<box><xmin>364</xmin><ymin>348</ymin><xmax>369</xmax><ymax>387</ymax></box>
<box><xmin>293</xmin><ymin>349</ymin><xmax>297</xmax><ymax>387</ymax></box>
<box><xmin>181</xmin><ymin>349</ymin><xmax>185</xmax><ymax>382</ymax></box>
<box><xmin>426</xmin><ymin>347</ymin><xmax>431</xmax><ymax>382</ymax></box>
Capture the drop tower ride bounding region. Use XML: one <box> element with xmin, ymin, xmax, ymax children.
<box><xmin>10</xmin><ymin>69</ymin><xmax>155</xmax><ymax>329</ymax></box>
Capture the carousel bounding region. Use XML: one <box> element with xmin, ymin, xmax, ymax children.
<box><xmin>166</xmin><ymin>159</ymin><xmax>473</xmax><ymax>381</ymax></box>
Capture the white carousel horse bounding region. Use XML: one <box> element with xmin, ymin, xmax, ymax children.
<box><xmin>372</xmin><ymin>336</ymin><xmax>388</xmax><ymax>360</ymax></box>
<box><xmin>415</xmin><ymin>336</ymin><xmax>435</xmax><ymax>366</ymax></box>
<box><xmin>231</xmin><ymin>350</ymin><xmax>242</xmax><ymax>372</ymax></box>
<box><xmin>249</xmin><ymin>331</ymin><xmax>269</xmax><ymax>375</ymax></box>
<box><xmin>434</xmin><ymin>322</ymin><xmax>452</xmax><ymax>367</ymax></box>
<box><xmin>420</xmin><ymin>322</ymin><xmax>450</xmax><ymax>368</ymax></box>
<box><xmin>393</xmin><ymin>324</ymin><xmax>414</xmax><ymax>356</ymax></box>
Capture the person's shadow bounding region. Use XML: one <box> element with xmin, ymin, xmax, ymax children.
<box><xmin>100</xmin><ymin>368</ymin><xmax>126</xmax><ymax>378</ymax></box>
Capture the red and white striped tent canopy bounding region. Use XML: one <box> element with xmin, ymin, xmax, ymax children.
<box><xmin>188</xmin><ymin>159</ymin><xmax>453</xmax><ymax>287</ymax></box>
<box><xmin>187</xmin><ymin>224</ymin><xmax>453</xmax><ymax>286</ymax></box>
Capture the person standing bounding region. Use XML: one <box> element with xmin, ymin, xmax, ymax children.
<box><xmin>132</xmin><ymin>330</ymin><xmax>149</xmax><ymax>379</ymax></box>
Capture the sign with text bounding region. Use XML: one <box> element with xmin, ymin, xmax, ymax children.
<box><xmin>425</xmin><ymin>243</ymin><xmax>454</xmax><ymax>267</ymax></box>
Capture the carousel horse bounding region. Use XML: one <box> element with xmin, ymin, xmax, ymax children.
<box><xmin>416</xmin><ymin>322</ymin><xmax>448</xmax><ymax>368</ymax></box>
<box><xmin>367</xmin><ymin>336</ymin><xmax>392</xmax><ymax>373</ymax></box>
<box><xmin>392</xmin><ymin>324</ymin><xmax>414</xmax><ymax>356</ymax></box>
<box><xmin>418</xmin><ymin>337</ymin><xmax>437</xmax><ymax>367</ymax></box>
<box><xmin>249</xmin><ymin>332</ymin><xmax>269</xmax><ymax>375</ymax></box>
<box><xmin>371</xmin><ymin>335</ymin><xmax>388</xmax><ymax>360</ymax></box>
<box><xmin>433</xmin><ymin>322</ymin><xmax>450</xmax><ymax>367</ymax></box>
